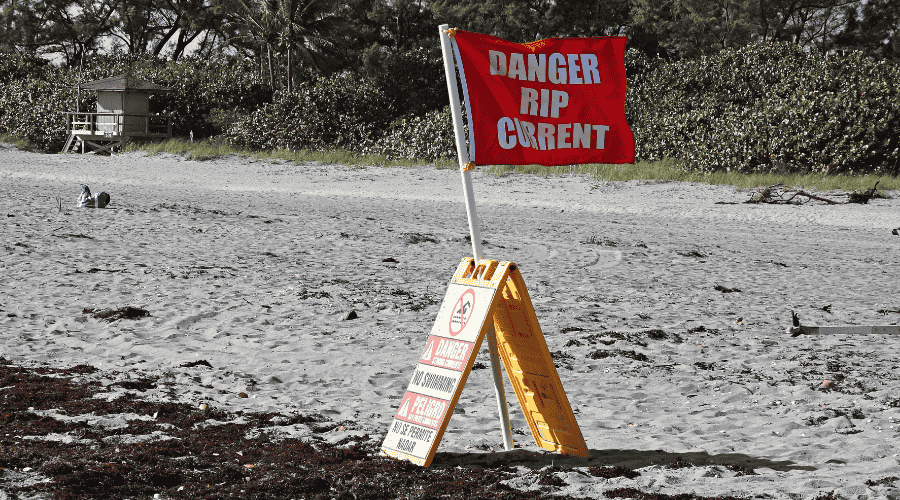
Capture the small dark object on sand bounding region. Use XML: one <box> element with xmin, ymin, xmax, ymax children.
<box><xmin>603</xmin><ymin>486</ymin><xmax>746</xmax><ymax>500</ymax></box>
<box><xmin>865</xmin><ymin>477</ymin><xmax>900</xmax><ymax>487</ymax></box>
<box><xmin>117</xmin><ymin>379</ymin><xmax>156</xmax><ymax>391</ymax></box>
<box><xmin>667</xmin><ymin>456</ymin><xmax>693</xmax><ymax>469</ymax></box>
<box><xmin>588</xmin><ymin>466</ymin><xmax>640</xmax><ymax>479</ymax></box>
<box><xmin>724</xmin><ymin>463</ymin><xmax>757</xmax><ymax>476</ymax></box>
<box><xmin>83</xmin><ymin>306</ymin><xmax>150</xmax><ymax>322</ymax></box>
<box><xmin>538</xmin><ymin>471</ymin><xmax>567</xmax><ymax>486</ymax></box>
<box><xmin>893</xmin><ymin>227</ymin><xmax>899</xmax><ymax>236</ymax></box>
<box><xmin>181</xmin><ymin>359</ymin><xmax>214</xmax><ymax>368</ymax></box>
<box><xmin>588</xmin><ymin>349</ymin><xmax>650</xmax><ymax>362</ymax></box>
<box><xmin>847</xmin><ymin>181</ymin><xmax>879</xmax><ymax>204</ymax></box>
<box><xmin>77</xmin><ymin>184</ymin><xmax>111</xmax><ymax>208</ymax></box>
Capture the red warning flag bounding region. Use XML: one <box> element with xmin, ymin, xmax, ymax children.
<box><xmin>451</xmin><ymin>31</ymin><xmax>634</xmax><ymax>166</ymax></box>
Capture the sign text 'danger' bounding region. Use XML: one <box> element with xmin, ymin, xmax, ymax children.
<box><xmin>489</xmin><ymin>51</ymin><xmax>602</xmax><ymax>85</ymax></box>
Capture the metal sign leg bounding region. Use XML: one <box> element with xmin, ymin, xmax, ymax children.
<box><xmin>486</xmin><ymin>323</ymin><xmax>514</xmax><ymax>450</ymax></box>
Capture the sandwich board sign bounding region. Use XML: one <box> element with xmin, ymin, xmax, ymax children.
<box><xmin>381</xmin><ymin>258</ymin><xmax>589</xmax><ymax>466</ymax></box>
<box><xmin>382</xmin><ymin>24</ymin><xmax>626</xmax><ymax>467</ymax></box>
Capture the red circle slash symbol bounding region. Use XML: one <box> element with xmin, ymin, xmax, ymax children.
<box><xmin>449</xmin><ymin>289</ymin><xmax>476</xmax><ymax>336</ymax></box>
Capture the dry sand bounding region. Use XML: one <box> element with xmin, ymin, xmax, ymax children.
<box><xmin>1</xmin><ymin>145</ymin><xmax>900</xmax><ymax>499</ymax></box>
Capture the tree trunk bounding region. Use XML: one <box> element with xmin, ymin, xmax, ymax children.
<box><xmin>286</xmin><ymin>19</ymin><xmax>294</xmax><ymax>93</ymax></box>
<box><xmin>171</xmin><ymin>29</ymin><xmax>202</xmax><ymax>61</ymax></box>
<box><xmin>287</xmin><ymin>48</ymin><xmax>292</xmax><ymax>93</ymax></box>
<box><xmin>152</xmin><ymin>19</ymin><xmax>182</xmax><ymax>58</ymax></box>
<box><xmin>267</xmin><ymin>43</ymin><xmax>275</xmax><ymax>89</ymax></box>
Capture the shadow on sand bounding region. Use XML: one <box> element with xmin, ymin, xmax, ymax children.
<box><xmin>432</xmin><ymin>447</ymin><xmax>816</xmax><ymax>472</ymax></box>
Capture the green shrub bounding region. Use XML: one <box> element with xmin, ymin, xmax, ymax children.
<box><xmin>142</xmin><ymin>56</ymin><xmax>271</xmax><ymax>138</ymax></box>
<box><xmin>627</xmin><ymin>43</ymin><xmax>900</xmax><ymax>175</ymax></box>
<box><xmin>365</xmin><ymin>106</ymin><xmax>457</xmax><ymax>161</ymax></box>
<box><xmin>0</xmin><ymin>54</ymin><xmax>77</xmax><ymax>151</ymax></box>
<box><xmin>0</xmin><ymin>78</ymin><xmax>77</xmax><ymax>151</ymax></box>
<box><xmin>623</xmin><ymin>47</ymin><xmax>655</xmax><ymax>79</ymax></box>
<box><xmin>227</xmin><ymin>73</ymin><xmax>391</xmax><ymax>152</ymax></box>
<box><xmin>0</xmin><ymin>52</ymin><xmax>51</xmax><ymax>83</ymax></box>
<box><xmin>364</xmin><ymin>46</ymin><xmax>446</xmax><ymax>118</ymax></box>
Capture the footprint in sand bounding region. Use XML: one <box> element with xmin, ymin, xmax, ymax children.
<box><xmin>527</xmin><ymin>244</ymin><xmax>622</xmax><ymax>270</ymax></box>
<box><xmin>367</xmin><ymin>372</ymin><xmax>406</xmax><ymax>397</ymax></box>
<box><xmin>584</xmin><ymin>249</ymin><xmax>623</xmax><ymax>270</ymax></box>
<box><xmin>173</xmin><ymin>310</ymin><xmax>219</xmax><ymax>330</ymax></box>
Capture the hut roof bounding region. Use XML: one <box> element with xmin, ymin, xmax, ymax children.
<box><xmin>78</xmin><ymin>75</ymin><xmax>171</xmax><ymax>92</ymax></box>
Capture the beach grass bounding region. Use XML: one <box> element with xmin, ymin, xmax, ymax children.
<box><xmin>125</xmin><ymin>138</ymin><xmax>458</xmax><ymax>168</ymax></box>
<box><xmin>484</xmin><ymin>158</ymin><xmax>900</xmax><ymax>192</ymax></box>
<box><xmin>97</xmin><ymin>138</ymin><xmax>900</xmax><ymax>193</ymax></box>
<box><xmin>0</xmin><ymin>133</ymin><xmax>36</xmax><ymax>151</ymax></box>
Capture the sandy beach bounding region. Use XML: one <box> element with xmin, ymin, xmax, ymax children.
<box><xmin>2</xmin><ymin>145</ymin><xmax>900</xmax><ymax>499</ymax></box>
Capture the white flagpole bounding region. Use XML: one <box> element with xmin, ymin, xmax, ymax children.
<box><xmin>439</xmin><ymin>24</ymin><xmax>513</xmax><ymax>452</ymax></box>
<box><xmin>439</xmin><ymin>25</ymin><xmax>483</xmax><ymax>262</ymax></box>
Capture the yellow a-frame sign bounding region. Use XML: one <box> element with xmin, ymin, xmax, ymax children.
<box><xmin>381</xmin><ymin>257</ymin><xmax>589</xmax><ymax>467</ymax></box>
<box><xmin>382</xmin><ymin>24</ymin><xmax>592</xmax><ymax>467</ymax></box>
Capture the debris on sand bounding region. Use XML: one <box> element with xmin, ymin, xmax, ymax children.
<box><xmin>847</xmin><ymin>181</ymin><xmax>881</xmax><ymax>204</ymax></box>
<box><xmin>747</xmin><ymin>182</ymin><xmax>886</xmax><ymax>205</ymax></box>
<box><xmin>747</xmin><ymin>184</ymin><xmax>839</xmax><ymax>204</ymax></box>
<box><xmin>82</xmin><ymin>306</ymin><xmax>150</xmax><ymax>322</ymax></box>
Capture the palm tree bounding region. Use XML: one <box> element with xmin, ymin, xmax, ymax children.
<box><xmin>227</xmin><ymin>0</ymin><xmax>343</xmax><ymax>92</ymax></box>
<box><xmin>227</xmin><ymin>0</ymin><xmax>280</xmax><ymax>87</ymax></box>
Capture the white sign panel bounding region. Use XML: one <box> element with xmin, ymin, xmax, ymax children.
<box><xmin>381</xmin><ymin>282</ymin><xmax>498</xmax><ymax>466</ymax></box>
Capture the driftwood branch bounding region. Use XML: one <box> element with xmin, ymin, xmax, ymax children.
<box><xmin>747</xmin><ymin>183</ymin><xmax>840</xmax><ymax>204</ymax></box>
<box><xmin>747</xmin><ymin>182</ymin><xmax>882</xmax><ymax>205</ymax></box>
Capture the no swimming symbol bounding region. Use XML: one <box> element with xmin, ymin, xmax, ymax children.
<box><xmin>448</xmin><ymin>288</ymin><xmax>476</xmax><ymax>336</ymax></box>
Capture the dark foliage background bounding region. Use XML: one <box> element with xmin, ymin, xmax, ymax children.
<box><xmin>0</xmin><ymin>0</ymin><xmax>898</xmax><ymax>174</ymax></box>
<box><xmin>627</xmin><ymin>44</ymin><xmax>900</xmax><ymax>175</ymax></box>
<box><xmin>227</xmin><ymin>74</ymin><xmax>390</xmax><ymax>152</ymax></box>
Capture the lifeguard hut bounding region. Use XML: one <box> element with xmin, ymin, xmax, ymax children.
<box><xmin>62</xmin><ymin>75</ymin><xmax>172</xmax><ymax>154</ymax></box>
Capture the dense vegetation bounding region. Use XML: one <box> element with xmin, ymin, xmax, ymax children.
<box><xmin>627</xmin><ymin>44</ymin><xmax>900</xmax><ymax>175</ymax></box>
<box><xmin>0</xmin><ymin>0</ymin><xmax>898</xmax><ymax>175</ymax></box>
